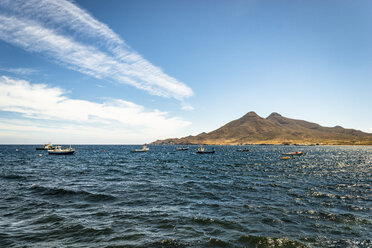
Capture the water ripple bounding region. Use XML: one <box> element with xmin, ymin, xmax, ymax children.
<box><xmin>0</xmin><ymin>145</ymin><xmax>371</xmax><ymax>247</ymax></box>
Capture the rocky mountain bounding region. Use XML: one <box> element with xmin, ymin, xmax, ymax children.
<box><xmin>152</xmin><ymin>111</ymin><xmax>372</xmax><ymax>145</ymax></box>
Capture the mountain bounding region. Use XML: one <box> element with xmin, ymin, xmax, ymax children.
<box><xmin>152</xmin><ymin>111</ymin><xmax>372</xmax><ymax>145</ymax></box>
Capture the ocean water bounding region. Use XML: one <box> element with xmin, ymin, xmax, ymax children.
<box><xmin>0</xmin><ymin>145</ymin><xmax>371</xmax><ymax>248</ymax></box>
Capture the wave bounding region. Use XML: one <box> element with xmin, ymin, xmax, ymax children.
<box><xmin>0</xmin><ymin>174</ymin><xmax>26</xmax><ymax>180</ymax></box>
<box><xmin>310</xmin><ymin>191</ymin><xmax>367</xmax><ymax>201</ymax></box>
<box><xmin>0</xmin><ymin>232</ymin><xmax>13</xmax><ymax>247</ymax></box>
<box><xmin>296</xmin><ymin>209</ymin><xmax>369</xmax><ymax>224</ymax></box>
<box><xmin>206</xmin><ymin>237</ymin><xmax>230</xmax><ymax>246</ymax></box>
<box><xmin>310</xmin><ymin>191</ymin><xmax>337</xmax><ymax>199</ymax></box>
<box><xmin>32</xmin><ymin>213</ymin><xmax>64</xmax><ymax>225</ymax></box>
<box><xmin>191</xmin><ymin>216</ymin><xmax>243</xmax><ymax>231</ymax></box>
<box><xmin>45</xmin><ymin>223</ymin><xmax>113</xmax><ymax>240</ymax></box>
<box><xmin>238</xmin><ymin>235</ymin><xmax>308</xmax><ymax>248</ymax></box>
<box><xmin>318</xmin><ymin>212</ymin><xmax>369</xmax><ymax>224</ymax></box>
<box><xmin>320</xmin><ymin>238</ymin><xmax>372</xmax><ymax>248</ymax></box>
<box><xmin>149</xmin><ymin>238</ymin><xmax>189</xmax><ymax>247</ymax></box>
<box><xmin>30</xmin><ymin>184</ymin><xmax>116</xmax><ymax>202</ymax></box>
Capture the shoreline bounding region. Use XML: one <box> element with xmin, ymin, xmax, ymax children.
<box><xmin>2</xmin><ymin>143</ymin><xmax>372</xmax><ymax>146</ymax></box>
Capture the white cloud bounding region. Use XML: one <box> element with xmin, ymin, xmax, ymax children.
<box><xmin>0</xmin><ymin>67</ymin><xmax>38</xmax><ymax>75</ymax></box>
<box><xmin>0</xmin><ymin>76</ymin><xmax>190</xmax><ymax>143</ymax></box>
<box><xmin>0</xmin><ymin>119</ymin><xmax>147</xmax><ymax>144</ymax></box>
<box><xmin>181</xmin><ymin>104</ymin><xmax>195</xmax><ymax>111</ymax></box>
<box><xmin>0</xmin><ymin>0</ymin><xmax>125</xmax><ymax>48</ymax></box>
<box><xmin>0</xmin><ymin>0</ymin><xmax>193</xmax><ymax>100</ymax></box>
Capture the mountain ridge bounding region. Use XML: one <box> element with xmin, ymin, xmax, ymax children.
<box><xmin>152</xmin><ymin>112</ymin><xmax>372</xmax><ymax>145</ymax></box>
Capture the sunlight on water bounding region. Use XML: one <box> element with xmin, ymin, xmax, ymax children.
<box><xmin>0</xmin><ymin>145</ymin><xmax>371</xmax><ymax>247</ymax></box>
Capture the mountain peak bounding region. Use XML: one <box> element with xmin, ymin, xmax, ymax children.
<box><xmin>242</xmin><ymin>111</ymin><xmax>260</xmax><ymax>118</ymax></box>
<box><xmin>267</xmin><ymin>112</ymin><xmax>282</xmax><ymax>119</ymax></box>
<box><xmin>152</xmin><ymin>111</ymin><xmax>372</xmax><ymax>145</ymax></box>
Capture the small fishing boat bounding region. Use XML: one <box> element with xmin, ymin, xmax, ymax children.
<box><xmin>176</xmin><ymin>147</ymin><xmax>189</xmax><ymax>151</ymax></box>
<box><xmin>48</xmin><ymin>145</ymin><xmax>75</xmax><ymax>155</ymax></box>
<box><xmin>36</xmin><ymin>143</ymin><xmax>55</xmax><ymax>150</ymax></box>
<box><xmin>237</xmin><ymin>148</ymin><xmax>250</xmax><ymax>152</ymax></box>
<box><xmin>281</xmin><ymin>156</ymin><xmax>290</xmax><ymax>160</ymax></box>
<box><xmin>196</xmin><ymin>146</ymin><xmax>215</xmax><ymax>154</ymax></box>
<box><xmin>132</xmin><ymin>145</ymin><xmax>149</xmax><ymax>152</ymax></box>
<box><xmin>282</xmin><ymin>152</ymin><xmax>304</xmax><ymax>156</ymax></box>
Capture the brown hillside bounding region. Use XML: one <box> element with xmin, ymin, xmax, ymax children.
<box><xmin>152</xmin><ymin>112</ymin><xmax>372</xmax><ymax>145</ymax></box>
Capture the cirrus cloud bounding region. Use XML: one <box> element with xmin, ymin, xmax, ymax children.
<box><xmin>0</xmin><ymin>0</ymin><xmax>193</xmax><ymax>100</ymax></box>
<box><xmin>0</xmin><ymin>67</ymin><xmax>38</xmax><ymax>75</ymax></box>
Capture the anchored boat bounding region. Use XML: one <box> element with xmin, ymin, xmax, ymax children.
<box><xmin>132</xmin><ymin>145</ymin><xmax>149</xmax><ymax>152</ymax></box>
<box><xmin>176</xmin><ymin>147</ymin><xmax>189</xmax><ymax>151</ymax></box>
<box><xmin>282</xmin><ymin>152</ymin><xmax>304</xmax><ymax>156</ymax></box>
<box><xmin>48</xmin><ymin>145</ymin><xmax>75</xmax><ymax>155</ymax></box>
<box><xmin>36</xmin><ymin>143</ymin><xmax>55</xmax><ymax>150</ymax></box>
<box><xmin>196</xmin><ymin>146</ymin><xmax>215</xmax><ymax>154</ymax></box>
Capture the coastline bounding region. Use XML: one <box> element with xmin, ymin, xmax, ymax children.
<box><xmin>151</xmin><ymin>140</ymin><xmax>372</xmax><ymax>146</ymax></box>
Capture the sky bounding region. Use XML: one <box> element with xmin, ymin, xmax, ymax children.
<box><xmin>0</xmin><ymin>0</ymin><xmax>371</xmax><ymax>144</ymax></box>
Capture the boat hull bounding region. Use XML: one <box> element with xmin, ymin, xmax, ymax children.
<box><xmin>48</xmin><ymin>150</ymin><xmax>75</xmax><ymax>155</ymax></box>
<box><xmin>237</xmin><ymin>149</ymin><xmax>249</xmax><ymax>152</ymax></box>
<box><xmin>282</xmin><ymin>152</ymin><xmax>303</xmax><ymax>156</ymax></box>
<box><xmin>196</xmin><ymin>151</ymin><xmax>215</xmax><ymax>154</ymax></box>
<box><xmin>176</xmin><ymin>148</ymin><xmax>189</xmax><ymax>151</ymax></box>
<box><xmin>36</xmin><ymin>146</ymin><xmax>55</xmax><ymax>150</ymax></box>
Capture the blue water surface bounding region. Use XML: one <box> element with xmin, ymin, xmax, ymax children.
<box><xmin>0</xmin><ymin>145</ymin><xmax>371</xmax><ymax>247</ymax></box>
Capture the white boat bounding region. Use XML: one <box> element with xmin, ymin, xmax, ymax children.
<box><xmin>196</xmin><ymin>146</ymin><xmax>215</xmax><ymax>154</ymax></box>
<box><xmin>176</xmin><ymin>147</ymin><xmax>189</xmax><ymax>151</ymax></box>
<box><xmin>132</xmin><ymin>145</ymin><xmax>149</xmax><ymax>152</ymax></box>
<box><xmin>48</xmin><ymin>145</ymin><xmax>75</xmax><ymax>155</ymax></box>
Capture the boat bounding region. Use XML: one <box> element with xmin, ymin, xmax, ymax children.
<box><xmin>36</xmin><ymin>143</ymin><xmax>55</xmax><ymax>150</ymax></box>
<box><xmin>48</xmin><ymin>145</ymin><xmax>75</xmax><ymax>155</ymax></box>
<box><xmin>282</xmin><ymin>152</ymin><xmax>304</xmax><ymax>156</ymax></box>
<box><xmin>281</xmin><ymin>156</ymin><xmax>290</xmax><ymax>160</ymax></box>
<box><xmin>196</xmin><ymin>146</ymin><xmax>215</xmax><ymax>154</ymax></box>
<box><xmin>237</xmin><ymin>148</ymin><xmax>250</xmax><ymax>152</ymax></box>
<box><xmin>176</xmin><ymin>147</ymin><xmax>189</xmax><ymax>151</ymax></box>
<box><xmin>132</xmin><ymin>145</ymin><xmax>149</xmax><ymax>152</ymax></box>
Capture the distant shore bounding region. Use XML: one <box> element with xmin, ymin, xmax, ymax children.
<box><xmin>151</xmin><ymin>141</ymin><xmax>372</xmax><ymax>146</ymax></box>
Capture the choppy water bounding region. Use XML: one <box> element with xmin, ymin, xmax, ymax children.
<box><xmin>0</xmin><ymin>145</ymin><xmax>371</xmax><ymax>247</ymax></box>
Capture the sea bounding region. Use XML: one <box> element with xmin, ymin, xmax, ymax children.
<box><xmin>0</xmin><ymin>145</ymin><xmax>371</xmax><ymax>248</ymax></box>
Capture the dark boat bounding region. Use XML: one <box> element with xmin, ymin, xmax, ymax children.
<box><xmin>176</xmin><ymin>147</ymin><xmax>189</xmax><ymax>151</ymax></box>
<box><xmin>237</xmin><ymin>148</ymin><xmax>250</xmax><ymax>152</ymax></box>
<box><xmin>282</xmin><ymin>152</ymin><xmax>304</xmax><ymax>156</ymax></box>
<box><xmin>36</xmin><ymin>143</ymin><xmax>55</xmax><ymax>150</ymax></box>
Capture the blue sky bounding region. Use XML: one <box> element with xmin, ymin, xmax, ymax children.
<box><xmin>0</xmin><ymin>0</ymin><xmax>371</xmax><ymax>144</ymax></box>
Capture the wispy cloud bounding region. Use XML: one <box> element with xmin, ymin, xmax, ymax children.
<box><xmin>0</xmin><ymin>76</ymin><xmax>190</xmax><ymax>143</ymax></box>
<box><xmin>0</xmin><ymin>67</ymin><xmax>38</xmax><ymax>75</ymax></box>
<box><xmin>0</xmin><ymin>0</ymin><xmax>193</xmax><ymax>100</ymax></box>
<box><xmin>181</xmin><ymin>104</ymin><xmax>195</xmax><ymax>111</ymax></box>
